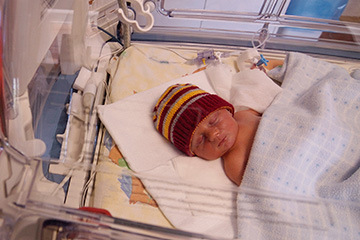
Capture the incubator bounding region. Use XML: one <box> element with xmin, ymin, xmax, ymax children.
<box><xmin>0</xmin><ymin>0</ymin><xmax>360</xmax><ymax>239</ymax></box>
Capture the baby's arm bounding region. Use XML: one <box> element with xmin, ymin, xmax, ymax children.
<box><xmin>223</xmin><ymin>157</ymin><xmax>245</xmax><ymax>186</ymax></box>
<box><xmin>223</xmin><ymin>109</ymin><xmax>261</xmax><ymax>186</ymax></box>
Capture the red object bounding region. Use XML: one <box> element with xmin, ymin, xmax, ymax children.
<box><xmin>79</xmin><ymin>207</ymin><xmax>112</xmax><ymax>217</ymax></box>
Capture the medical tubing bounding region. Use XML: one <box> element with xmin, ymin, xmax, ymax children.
<box><xmin>96</xmin><ymin>25</ymin><xmax>123</xmax><ymax>46</ymax></box>
<box><xmin>133</xmin><ymin>44</ymin><xmax>192</xmax><ymax>64</ymax></box>
<box><xmin>50</xmin><ymin>113</ymin><xmax>90</xmax><ymax>197</ymax></box>
<box><xmin>53</xmin><ymin>41</ymin><xmax>117</xmax><ymax>196</ymax></box>
<box><xmin>252</xmin><ymin>27</ymin><xmax>270</xmax><ymax>49</ymax></box>
<box><xmin>80</xmin><ymin>170</ymin><xmax>96</xmax><ymax>207</ymax></box>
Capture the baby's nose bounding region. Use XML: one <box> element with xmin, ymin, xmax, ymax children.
<box><xmin>208</xmin><ymin>127</ymin><xmax>220</xmax><ymax>142</ymax></box>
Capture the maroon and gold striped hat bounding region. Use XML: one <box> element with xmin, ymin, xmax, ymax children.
<box><xmin>153</xmin><ymin>84</ymin><xmax>234</xmax><ymax>156</ymax></box>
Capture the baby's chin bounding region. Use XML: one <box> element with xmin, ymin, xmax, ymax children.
<box><xmin>198</xmin><ymin>152</ymin><xmax>223</xmax><ymax>161</ymax></box>
<box><xmin>200</xmin><ymin>148</ymin><xmax>232</xmax><ymax>161</ymax></box>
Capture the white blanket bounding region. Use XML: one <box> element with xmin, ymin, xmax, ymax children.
<box><xmin>206</xmin><ymin>63</ymin><xmax>282</xmax><ymax>113</ymax></box>
<box><xmin>237</xmin><ymin>52</ymin><xmax>360</xmax><ymax>239</ymax></box>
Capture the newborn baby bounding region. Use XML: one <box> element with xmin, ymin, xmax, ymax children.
<box><xmin>153</xmin><ymin>83</ymin><xmax>261</xmax><ymax>186</ymax></box>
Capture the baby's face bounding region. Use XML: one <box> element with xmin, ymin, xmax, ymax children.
<box><xmin>191</xmin><ymin>109</ymin><xmax>238</xmax><ymax>160</ymax></box>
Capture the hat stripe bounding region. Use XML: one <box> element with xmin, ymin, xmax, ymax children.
<box><xmin>169</xmin><ymin>93</ymin><xmax>209</xmax><ymax>143</ymax></box>
<box><xmin>155</xmin><ymin>84</ymin><xmax>193</xmax><ymax>131</ymax></box>
<box><xmin>155</xmin><ymin>84</ymin><xmax>184</xmax><ymax>111</ymax></box>
<box><xmin>162</xmin><ymin>88</ymin><xmax>207</xmax><ymax>140</ymax></box>
<box><xmin>156</xmin><ymin>84</ymin><xmax>192</xmax><ymax>134</ymax></box>
<box><xmin>153</xmin><ymin>85</ymin><xmax>181</xmax><ymax>122</ymax></box>
<box><xmin>156</xmin><ymin>84</ymin><xmax>197</xmax><ymax>133</ymax></box>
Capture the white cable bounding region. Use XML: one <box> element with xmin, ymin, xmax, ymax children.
<box><xmin>52</xmin><ymin>47</ymin><xmax>116</xmax><ymax>198</ymax></box>
<box><xmin>132</xmin><ymin>44</ymin><xmax>193</xmax><ymax>64</ymax></box>
<box><xmin>101</xmin><ymin>79</ymin><xmax>111</xmax><ymax>103</ymax></box>
<box><xmin>252</xmin><ymin>27</ymin><xmax>270</xmax><ymax>49</ymax></box>
<box><xmin>80</xmin><ymin>170</ymin><xmax>96</xmax><ymax>207</ymax></box>
<box><xmin>51</xmin><ymin>42</ymin><xmax>120</xmax><ymax>198</ymax></box>
<box><xmin>92</xmin><ymin>44</ymin><xmax>123</xmax><ymax>72</ymax></box>
<box><xmin>51</xmin><ymin>113</ymin><xmax>90</xmax><ymax>197</ymax></box>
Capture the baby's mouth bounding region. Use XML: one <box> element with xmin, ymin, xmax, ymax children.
<box><xmin>218</xmin><ymin>136</ymin><xmax>227</xmax><ymax>147</ymax></box>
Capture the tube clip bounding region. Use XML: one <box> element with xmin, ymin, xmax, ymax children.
<box><xmin>117</xmin><ymin>0</ymin><xmax>155</xmax><ymax>33</ymax></box>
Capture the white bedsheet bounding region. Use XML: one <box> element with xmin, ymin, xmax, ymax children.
<box><xmin>237</xmin><ymin>52</ymin><xmax>360</xmax><ymax>239</ymax></box>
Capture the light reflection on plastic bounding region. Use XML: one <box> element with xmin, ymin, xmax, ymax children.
<box><xmin>0</xmin><ymin>21</ymin><xmax>6</xmax><ymax>137</ymax></box>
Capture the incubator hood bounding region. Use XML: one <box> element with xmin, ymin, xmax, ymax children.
<box><xmin>0</xmin><ymin>0</ymin><xmax>360</xmax><ymax>239</ymax></box>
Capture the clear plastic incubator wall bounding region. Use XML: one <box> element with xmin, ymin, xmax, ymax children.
<box><xmin>1</xmin><ymin>0</ymin><xmax>360</xmax><ymax>239</ymax></box>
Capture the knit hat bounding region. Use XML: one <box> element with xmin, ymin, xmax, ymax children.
<box><xmin>153</xmin><ymin>84</ymin><xmax>234</xmax><ymax>156</ymax></box>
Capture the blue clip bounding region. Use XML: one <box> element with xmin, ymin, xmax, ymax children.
<box><xmin>256</xmin><ymin>54</ymin><xmax>269</xmax><ymax>66</ymax></box>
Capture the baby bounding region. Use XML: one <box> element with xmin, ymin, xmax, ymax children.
<box><xmin>153</xmin><ymin>83</ymin><xmax>261</xmax><ymax>186</ymax></box>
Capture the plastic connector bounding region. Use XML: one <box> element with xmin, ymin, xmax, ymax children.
<box><xmin>73</xmin><ymin>67</ymin><xmax>92</xmax><ymax>91</ymax></box>
<box><xmin>256</xmin><ymin>54</ymin><xmax>269</xmax><ymax>67</ymax></box>
<box><xmin>117</xmin><ymin>0</ymin><xmax>154</xmax><ymax>33</ymax></box>
<box><xmin>187</xmin><ymin>49</ymin><xmax>218</xmax><ymax>65</ymax></box>
<box><xmin>82</xmin><ymin>83</ymin><xmax>97</xmax><ymax>114</ymax></box>
<box><xmin>70</xmin><ymin>92</ymin><xmax>85</xmax><ymax>121</ymax></box>
<box><xmin>82</xmin><ymin>71</ymin><xmax>104</xmax><ymax>114</ymax></box>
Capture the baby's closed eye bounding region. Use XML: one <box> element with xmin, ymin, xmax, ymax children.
<box><xmin>208</xmin><ymin>113</ymin><xmax>220</xmax><ymax>126</ymax></box>
<box><xmin>195</xmin><ymin>135</ymin><xmax>204</xmax><ymax>147</ymax></box>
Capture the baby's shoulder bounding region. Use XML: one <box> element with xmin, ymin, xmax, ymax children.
<box><xmin>234</xmin><ymin>109</ymin><xmax>261</xmax><ymax>121</ymax></box>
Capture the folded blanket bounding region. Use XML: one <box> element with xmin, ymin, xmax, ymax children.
<box><xmin>205</xmin><ymin>62</ymin><xmax>282</xmax><ymax>113</ymax></box>
<box><xmin>97</xmin><ymin>71</ymin><xmax>215</xmax><ymax>172</ymax></box>
<box><xmin>237</xmin><ymin>52</ymin><xmax>360</xmax><ymax>239</ymax></box>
